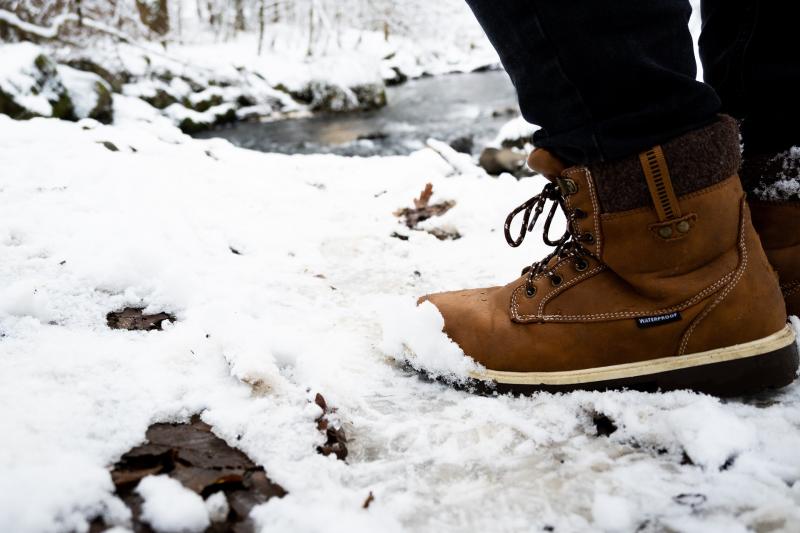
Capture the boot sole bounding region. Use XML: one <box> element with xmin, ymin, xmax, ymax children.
<box><xmin>463</xmin><ymin>324</ymin><xmax>799</xmax><ymax>397</ymax></box>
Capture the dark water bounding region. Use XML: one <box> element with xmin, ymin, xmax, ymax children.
<box><xmin>194</xmin><ymin>70</ymin><xmax>520</xmax><ymax>156</ymax></box>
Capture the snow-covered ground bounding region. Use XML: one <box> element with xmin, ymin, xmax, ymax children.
<box><xmin>2</xmin><ymin>114</ymin><xmax>800</xmax><ymax>533</ymax></box>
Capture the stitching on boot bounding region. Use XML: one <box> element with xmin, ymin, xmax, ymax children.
<box><xmin>678</xmin><ymin>196</ymin><xmax>749</xmax><ymax>355</ymax></box>
<box><xmin>564</xmin><ymin>167</ymin><xmax>603</xmax><ymax>257</ymax></box>
<box><xmin>512</xmin><ymin>267</ymin><xmax>736</xmax><ymax>322</ymax></box>
<box><xmin>537</xmin><ymin>265</ymin><xmax>605</xmax><ymax>315</ymax></box>
<box><xmin>508</xmin><ymin>171</ymin><xmax>740</xmax><ymax>323</ymax></box>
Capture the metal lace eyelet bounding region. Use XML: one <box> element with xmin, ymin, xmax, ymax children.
<box><xmin>575</xmin><ymin>258</ymin><xmax>589</xmax><ymax>272</ymax></box>
<box><xmin>525</xmin><ymin>286</ymin><xmax>537</xmax><ymax>297</ymax></box>
<box><xmin>557</xmin><ymin>177</ymin><xmax>578</xmax><ymax>195</ymax></box>
<box><xmin>583</xmin><ymin>232</ymin><xmax>594</xmax><ymax>244</ymax></box>
<box><xmin>573</xmin><ymin>208</ymin><xmax>587</xmax><ymax>219</ymax></box>
<box><xmin>550</xmin><ymin>274</ymin><xmax>563</xmax><ymax>286</ymax></box>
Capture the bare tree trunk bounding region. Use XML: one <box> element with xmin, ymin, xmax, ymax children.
<box><xmin>257</xmin><ymin>0</ymin><xmax>265</xmax><ymax>55</ymax></box>
<box><xmin>234</xmin><ymin>0</ymin><xmax>245</xmax><ymax>32</ymax></box>
<box><xmin>176</xmin><ymin>0</ymin><xmax>183</xmax><ymax>43</ymax></box>
<box><xmin>135</xmin><ymin>0</ymin><xmax>169</xmax><ymax>36</ymax></box>
<box><xmin>76</xmin><ymin>0</ymin><xmax>83</xmax><ymax>27</ymax></box>
<box><xmin>306</xmin><ymin>1</ymin><xmax>314</xmax><ymax>57</ymax></box>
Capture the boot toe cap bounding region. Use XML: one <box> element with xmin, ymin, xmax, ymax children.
<box><xmin>418</xmin><ymin>287</ymin><xmax>499</xmax><ymax>365</ymax></box>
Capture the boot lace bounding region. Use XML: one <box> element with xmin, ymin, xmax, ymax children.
<box><xmin>504</xmin><ymin>181</ymin><xmax>593</xmax><ymax>296</ymax></box>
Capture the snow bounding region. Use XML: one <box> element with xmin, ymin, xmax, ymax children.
<box><xmin>591</xmin><ymin>493</ymin><xmax>633</xmax><ymax>532</ymax></box>
<box><xmin>491</xmin><ymin>116</ymin><xmax>540</xmax><ymax>148</ymax></box>
<box><xmin>136</xmin><ymin>476</ymin><xmax>210</xmax><ymax>533</ymax></box>
<box><xmin>753</xmin><ymin>146</ymin><xmax>800</xmax><ymax>201</ymax></box>
<box><xmin>1</xmin><ymin>115</ymin><xmax>800</xmax><ymax>533</ymax></box>
<box><xmin>163</xmin><ymin>101</ymin><xmax>235</xmax><ymax>127</ymax></box>
<box><xmin>0</xmin><ymin>42</ymin><xmax>61</xmax><ymax>116</ymax></box>
<box><xmin>376</xmin><ymin>298</ymin><xmax>482</xmax><ymax>381</ymax></box>
<box><xmin>204</xmin><ymin>492</ymin><xmax>229</xmax><ymax>523</ymax></box>
<box><xmin>56</xmin><ymin>65</ymin><xmax>106</xmax><ymax>119</ymax></box>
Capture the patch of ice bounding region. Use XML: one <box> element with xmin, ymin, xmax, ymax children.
<box><xmin>136</xmin><ymin>476</ymin><xmax>210</xmax><ymax>533</ymax></box>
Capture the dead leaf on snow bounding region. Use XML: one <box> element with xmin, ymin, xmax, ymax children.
<box><xmin>93</xmin><ymin>415</ymin><xmax>286</xmax><ymax>533</ymax></box>
<box><xmin>106</xmin><ymin>307</ymin><xmax>175</xmax><ymax>331</ymax></box>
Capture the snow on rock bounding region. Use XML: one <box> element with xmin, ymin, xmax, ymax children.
<box><xmin>162</xmin><ymin>102</ymin><xmax>237</xmax><ymax>134</ymax></box>
<box><xmin>0</xmin><ymin>42</ymin><xmax>73</xmax><ymax>120</ymax></box>
<box><xmin>56</xmin><ymin>65</ymin><xmax>113</xmax><ymax>123</ymax></box>
<box><xmin>491</xmin><ymin>115</ymin><xmax>540</xmax><ymax>149</ymax></box>
<box><xmin>136</xmin><ymin>476</ymin><xmax>210</xmax><ymax>533</ymax></box>
<box><xmin>2</xmin><ymin>116</ymin><xmax>800</xmax><ymax>532</ymax></box>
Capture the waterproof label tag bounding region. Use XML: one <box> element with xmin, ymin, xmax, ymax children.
<box><xmin>636</xmin><ymin>312</ymin><xmax>682</xmax><ymax>328</ymax></box>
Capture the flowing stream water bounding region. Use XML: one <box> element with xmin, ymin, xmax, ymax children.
<box><xmin>194</xmin><ymin>70</ymin><xmax>520</xmax><ymax>156</ymax></box>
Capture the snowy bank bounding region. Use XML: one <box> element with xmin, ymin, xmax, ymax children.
<box><xmin>2</xmin><ymin>116</ymin><xmax>800</xmax><ymax>532</ymax></box>
<box><xmin>0</xmin><ymin>8</ymin><xmax>499</xmax><ymax>134</ymax></box>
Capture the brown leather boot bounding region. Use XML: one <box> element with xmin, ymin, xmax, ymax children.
<box><xmin>742</xmin><ymin>148</ymin><xmax>800</xmax><ymax>316</ymax></box>
<box><xmin>419</xmin><ymin>125</ymin><xmax>798</xmax><ymax>396</ymax></box>
<box><xmin>750</xmin><ymin>201</ymin><xmax>800</xmax><ymax>316</ymax></box>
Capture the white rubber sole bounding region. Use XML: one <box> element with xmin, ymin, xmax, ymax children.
<box><xmin>468</xmin><ymin>324</ymin><xmax>797</xmax><ymax>386</ymax></box>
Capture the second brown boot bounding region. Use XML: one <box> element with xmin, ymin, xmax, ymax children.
<box><xmin>415</xmin><ymin>119</ymin><xmax>798</xmax><ymax>396</ymax></box>
<box><xmin>749</xmin><ymin>201</ymin><xmax>800</xmax><ymax>316</ymax></box>
<box><xmin>743</xmin><ymin>149</ymin><xmax>800</xmax><ymax>316</ymax></box>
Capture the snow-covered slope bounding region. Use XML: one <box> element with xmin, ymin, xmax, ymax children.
<box><xmin>2</xmin><ymin>116</ymin><xmax>800</xmax><ymax>532</ymax></box>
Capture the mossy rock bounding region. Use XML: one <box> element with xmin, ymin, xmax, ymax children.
<box><xmin>352</xmin><ymin>84</ymin><xmax>387</xmax><ymax>110</ymax></box>
<box><xmin>177</xmin><ymin>117</ymin><xmax>210</xmax><ymax>134</ymax></box>
<box><xmin>236</xmin><ymin>94</ymin><xmax>257</xmax><ymax>107</ymax></box>
<box><xmin>35</xmin><ymin>54</ymin><xmax>76</xmax><ymax>120</ymax></box>
<box><xmin>214</xmin><ymin>106</ymin><xmax>238</xmax><ymax>126</ymax></box>
<box><xmin>34</xmin><ymin>53</ymin><xmax>55</xmax><ymax>75</ymax></box>
<box><xmin>179</xmin><ymin>76</ymin><xmax>205</xmax><ymax>93</ymax></box>
<box><xmin>384</xmin><ymin>67</ymin><xmax>408</xmax><ymax>87</ymax></box>
<box><xmin>65</xmin><ymin>59</ymin><xmax>128</xmax><ymax>92</ymax></box>
<box><xmin>0</xmin><ymin>52</ymin><xmax>75</xmax><ymax>120</ymax></box>
<box><xmin>283</xmin><ymin>84</ymin><xmax>313</xmax><ymax>105</ymax></box>
<box><xmin>0</xmin><ymin>87</ymin><xmax>35</xmax><ymax>119</ymax></box>
<box><xmin>90</xmin><ymin>81</ymin><xmax>114</xmax><ymax>124</ymax></box>
<box><xmin>49</xmin><ymin>91</ymin><xmax>76</xmax><ymax>120</ymax></box>
<box><xmin>306</xmin><ymin>81</ymin><xmax>387</xmax><ymax>113</ymax></box>
<box><xmin>188</xmin><ymin>94</ymin><xmax>223</xmax><ymax>113</ymax></box>
<box><xmin>141</xmin><ymin>89</ymin><xmax>177</xmax><ymax>110</ymax></box>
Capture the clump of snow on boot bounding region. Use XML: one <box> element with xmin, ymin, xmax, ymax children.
<box><xmin>375</xmin><ymin>296</ymin><xmax>483</xmax><ymax>383</ymax></box>
<box><xmin>752</xmin><ymin>146</ymin><xmax>800</xmax><ymax>201</ymax></box>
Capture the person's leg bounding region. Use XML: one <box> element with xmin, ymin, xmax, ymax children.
<box><xmin>701</xmin><ymin>0</ymin><xmax>800</xmax><ymax>314</ymax></box>
<box><xmin>701</xmin><ymin>0</ymin><xmax>800</xmax><ymax>163</ymax></box>
<box><xmin>464</xmin><ymin>0</ymin><xmax>720</xmax><ymax>164</ymax></box>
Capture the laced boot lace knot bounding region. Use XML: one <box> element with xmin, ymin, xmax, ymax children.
<box><xmin>503</xmin><ymin>178</ymin><xmax>593</xmax><ymax>297</ymax></box>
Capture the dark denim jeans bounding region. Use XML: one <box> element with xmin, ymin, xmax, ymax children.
<box><xmin>465</xmin><ymin>0</ymin><xmax>800</xmax><ymax>164</ymax></box>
